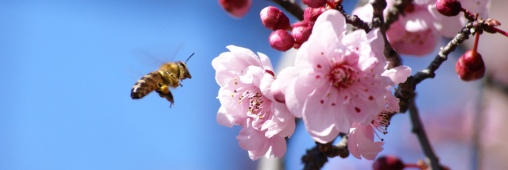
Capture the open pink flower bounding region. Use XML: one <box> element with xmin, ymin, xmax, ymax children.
<box><xmin>430</xmin><ymin>0</ymin><xmax>491</xmax><ymax>37</ymax></box>
<box><xmin>273</xmin><ymin>10</ymin><xmax>410</xmax><ymax>143</ymax></box>
<box><xmin>354</xmin><ymin>0</ymin><xmax>439</xmax><ymax>56</ymax></box>
<box><xmin>212</xmin><ymin>45</ymin><xmax>295</xmax><ymax>160</ymax></box>
<box><xmin>348</xmin><ymin>122</ymin><xmax>384</xmax><ymax>160</ymax></box>
<box><xmin>348</xmin><ymin>66</ymin><xmax>410</xmax><ymax>160</ymax></box>
<box><xmin>354</xmin><ymin>0</ymin><xmax>490</xmax><ymax>55</ymax></box>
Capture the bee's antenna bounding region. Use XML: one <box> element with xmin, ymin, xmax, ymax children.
<box><xmin>185</xmin><ymin>53</ymin><xmax>195</xmax><ymax>64</ymax></box>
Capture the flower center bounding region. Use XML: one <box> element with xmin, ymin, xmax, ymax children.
<box><xmin>239</xmin><ymin>91</ymin><xmax>267</xmax><ymax>119</ymax></box>
<box><xmin>328</xmin><ymin>63</ymin><xmax>358</xmax><ymax>89</ymax></box>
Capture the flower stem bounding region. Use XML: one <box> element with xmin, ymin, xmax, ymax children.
<box><xmin>473</xmin><ymin>30</ymin><xmax>480</xmax><ymax>54</ymax></box>
<box><xmin>493</xmin><ymin>27</ymin><xmax>508</xmax><ymax>37</ymax></box>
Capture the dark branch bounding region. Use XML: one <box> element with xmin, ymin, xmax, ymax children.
<box><xmin>396</xmin><ymin>21</ymin><xmax>477</xmax><ymax>112</ymax></box>
<box><xmin>413</xmin><ymin>23</ymin><xmax>474</xmax><ymax>84</ymax></box>
<box><xmin>370</xmin><ymin>0</ymin><xmax>403</xmax><ymax>69</ymax></box>
<box><xmin>383</xmin><ymin>0</ymin><xmax>413</xmax><ymax>31</ymax></box>
<box><xmin>335</xmin><ymin>5</ymin><xmax>371</xmax><ymax>31</ymax></box>
<box><xmin>302</xmin><ymin>135</ymin><xmax>349</xmax><ymax>170</ymax></box>
<box><xmin>272</xmin><ymin>0</ymin><xmax>304</xmax><ymax>20</ymax></box>
<box><xmin>302</xmin><ymin>144</ymin><xmax>328</xmax><ymax>170</ymax></box>
<box><xmin>408</xmin><ymin>95</ymin><xmax>442</xmax><ymax>170</ymax></box>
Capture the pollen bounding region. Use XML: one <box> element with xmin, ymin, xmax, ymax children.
<box><xmin>160</xmin><ymin>85</ymin><xmax>169</xmax><ymax>94</ymax></box>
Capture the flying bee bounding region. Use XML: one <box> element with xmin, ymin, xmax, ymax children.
<box><xmin>130</xmin><ymin>53</ymin><xmax>194</xmax><ymax>107</ymax></box>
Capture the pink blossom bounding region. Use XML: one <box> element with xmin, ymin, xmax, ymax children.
<box><xmin>348</xmin><ymin>122</ymin><xmax>384</xmax><ymax>160</ymax></box>
<box><xmin>354</xmin><ymin>1</ymin><xmax>439</xmax><ymax>56</ymax></box>
<box><xmin>273</xmin><ymin>10</ymin><xmax>411</xmax><ymax>143</ymax></box>
<box><xmin>212</xmin><ymin>45</ymin><xmax>295</xmax><ymax>160</ymax></box>
<box><xmin>348</xmin><ymin>66</ymin><xmax>410</xmax><ymax>160</ymax></box>
<box><xmin>430</xmin><ymin>0</ymin><xmax>491</xmax><ymax>37</ymax></box>
<box><xmin>386</xmin><ymin>20</ymin><xmax>439</xmax><ymax>56</ymax></box>
<box><xmin>354</xmin><ymin>0</ymin><xmax>490</xmax><ymax>42</ymax></box>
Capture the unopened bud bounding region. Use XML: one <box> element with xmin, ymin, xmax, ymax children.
<box><xmin>269</xmin><ymin>30</ymin><xmax>294</xmax><ymax>51</ymax></box>
<box><xmin>218</xmin><ymin>0</ymin><xmax>251</xmax><ymax>18</ymax></box>
<box><xmin>304</xmin><ymin>7</ymin><xmax>326</xmax><ymax>23</ymax></box>
<box><xmin>373</xmin><ymin>155</ymin><xmax>404</xmax><ymax>170</ymax></box>
<box><xmin>436</xmin><ymin>0</ymin><xmax>462</xmax><ymax>16</ymax></box>
<box><xmin>292</xmin><ymin>21</ymin><xmax>313</xmax><ymax>49</ymax></box>
<box><xmin>260</xmin><ymin>6</ymin><xmax>291</xmax><ymax>30</ymax></box>
<box><xmin>303</xmin><ymin>0</ymin><xmax>327</xmax><ymax>8</ymax></box>
<box><xmin>456</xmin><ymin>50</ymin><xmax>485</xmax><ymax>81</ymax></box>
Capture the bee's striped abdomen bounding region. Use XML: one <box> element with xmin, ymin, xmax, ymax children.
<box><xmin>131</xmin><ymin>71</ymin><xmax>163</xmax><ymax>99</ymax></box>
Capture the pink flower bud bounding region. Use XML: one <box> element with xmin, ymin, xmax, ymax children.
<box><xmin>269</xmin><ymin>30</ymin><xmax>294</xmax><ymax>51</ymax></box>
<box><xmin>302</xmin><ymin>0</ymin><xmax>326</xmax><ymax>8</ymax></box>
<box><xmin>373</xmin><ymin>155</ymin><xmax>404</xmax><ymax>170</ymax></box>
<box><xmin>456</xmin><ymin>50</ymin><xmax>485</xmax><ymax>81</ymax></box>
<box><xmin>292</xmin><ymin>21</ymin><xmax>313</xmax><ymax>49</ymax></box>
<box><xmin>260</xmin><ymin>6</ymin><xmax>291</xmax><ymax>30</ymax></box>
<box><xmin>304</xmin><ymin>7</ymin><xmax>326</xmax><ymax>22</ymax></box>
<box><xmin>218</xmin><ymin>0</ymin><xmax>251</xmax><ymax>18</ymax></box>
<box><xmin>435</xmin><ymin>0</ymin><xmax>462</xmax><ymax>16</ymax></box>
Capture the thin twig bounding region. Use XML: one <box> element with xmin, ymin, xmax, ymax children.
<box><xmin>413</xmin><ymin>23</ymin><xmax>474</xmax><ymax>84</ymax></box>
<box><xmin>370</xmin><ymin>0</ymin><xmax>403</xmax><ymax>69</ymax></box>
<box><xmin>272</xmin><ymin>0</ymin><xmax>304</xmax><ymax>20</ymax></box>
<box><xmin>408</xmin><ymin>95</ymin><xmax>441</xmax><ymax>170</ymax></box>
<box><xmin>383</xmin><ymin>0</ymin><xmax>413</xmax><ymax>31</ymax></box>
<box><xmin>393</xmin><ymin>19</ymin><xmax>490</xmax><ymax>170</ymax></box>
<box><xmin>335</xmin><ymin>5</ymin><xmax>371</xmax><ymax>31</ymax></box>
<box><xmin>302</xmin><ymin>144</ymin><xmax>328</xmax><ymax>170</ymax></box>
<box><xmin>397</xmin><ymin>22</ymin><xmax>477</xmax><ymax>112</ymax></box>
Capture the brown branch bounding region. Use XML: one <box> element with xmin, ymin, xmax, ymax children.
<box><xmin>392</xmin><ymin>18</ymin><xmax>494</xmax><ymax>170</ymax></box>
<box><xmin>383</xmin><ymin>0</ymin><xmax>413</xmax><ymax>31</ymax></box>
<box><xmin>370</xmin><ymin>0</ymin><xmax>403</xmax><ymax>69</ymax></box>
<box><xmin>302</xmin><ymin>144</ymin><xmax>328</xmax><ymax>170</ymax></box>
<box><xmin>413</xmin><ymin>23</ymin><xmax>474</xmax><ymax>84</ymax></box>
<box><xmin>272</xmin><ymin>0</ymin><xmax>304</xmax><ymax>20</ymax></box>
<box><xmin>335</xmin><ymin>5</ymin><xmax>371</xmax><ymax>31</ymax></box>
<box><xmin>302</xmin><ymin>135</ymin><xmax>349</xmax><ymax>170</ymax></box>
<box><xmin>408</xmin><ymin>95</ymin><xmax>442</xmax><ymax>170</ymax></box>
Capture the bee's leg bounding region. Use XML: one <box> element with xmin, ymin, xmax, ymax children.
<box><xmin>165</xmin><ymin>91</ymin><xmax>174</xmax><ymax>107</ymax></box>
<box><xmin>155</xmin><ymin>84</ymin><xmax>174</xmax><ymax>107</ymax></box>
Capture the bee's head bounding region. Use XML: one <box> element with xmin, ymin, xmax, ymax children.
<box><xmin>178</xmin><ymin>62</ymin><xmax>192</xmax><ymax>79</ymax></box>
<box><xmin>179</xmin><ymin>53</ymin><xmax>194</xmax><ymax>79</ymax></box>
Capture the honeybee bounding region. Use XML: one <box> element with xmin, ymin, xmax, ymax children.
<box><xmin>130</xmin><ymin>53</ymin><xmax>194</xmax><ymax>107</ymax></box>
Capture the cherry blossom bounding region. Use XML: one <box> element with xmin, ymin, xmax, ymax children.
<box><xmin>348</xmin><ymin>66</ymin><xmax>410</xmax><ymax>160</ymax></box>
<box><xmin>430</xmin><ymin>0</ymin><xmax>491</xmax><ymax>37</ymax></box>
<box><xmin>354</xmin><ymin>0</ymin><xmax>439</xmax><ymax>56</ymax></box>
<box><xmin>354</xmin><ymin>0</ymin><xmax>490</xmax><ymax>56</ymax></box>
<box><xmin>212</xmin><ymin>45</ymin><xmax>295</xmax><ymax>160</ymax></box>
<box><xmin>348</xmin><ymin>122</ymin><xmax>384</xmax><ymax>160</ymax></box>
<box><xmin>273</xmin><ymin>10</ymin><xmax>411</xmax><ymax>143</ymax></box>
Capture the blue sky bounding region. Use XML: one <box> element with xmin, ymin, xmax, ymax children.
<box><xmin>0</xmin><ymin>0</ymin><xmax>477</xmax><ymax>170</ymax></box>
<box><xmin>0</xmin><ymin>1</ymin><xmax>287</xmax><ymax>169</ymax></box>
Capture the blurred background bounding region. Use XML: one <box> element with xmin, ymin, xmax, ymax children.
<box><xmin>1</xmin><ymin>0</ymin><xmax>507</xmax><ymax>170</ymax></box>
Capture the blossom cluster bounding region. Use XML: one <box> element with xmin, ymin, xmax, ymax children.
<box><xmin>213</xmin><ymin>10</ymin><xmax>410</xmax><ymax>160</ymax></box>
<box><xmin>215</xmin><ymin>0</ymin><xmax>498</xmax><ymax>164</ymax></box>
